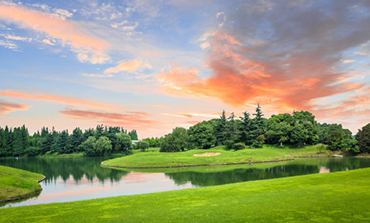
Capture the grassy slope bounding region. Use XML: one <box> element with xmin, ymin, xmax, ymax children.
<box><xmin>102</xmin><ymin>144</ymin><xmax>331</xmax><ymax>168</ymax></box>
<box><xmin>0</xmin><ymin>165</ymin><xmax>44</xmax><ymax>202</ymax></box>
<box><xmin>1</xmin><ymin>168</ymin><xmax>369</xmax><ymax>222</ymax></box>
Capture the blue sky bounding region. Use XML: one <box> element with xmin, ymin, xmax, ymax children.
<box><xmin>0</xmin><ymin>0</ymin><xmax>369</xmax><ymax>138</ymax></box>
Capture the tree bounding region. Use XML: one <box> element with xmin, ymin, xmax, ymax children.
<box><xmin>95</xmin><ymin>124</ymin><xmax>104</xmax><ymax>139</ymax></box>
<box><xmin>128</xmin><ymin>130</ymin><xmax>138</xmax><ymax>140</ymax></box>
<box><xmin>188</xmin><ymin>120</ymin><xmax>216</xmax><ymax>149</ymax></box>
<box><xmin>41</xmin><ymin>133</ymin><xmax>54</xmax><ymax>154</ymax></box>
<box><xmin>13</xmin><ymin>128</ymin><xmax>24</xmax><ymax>156</ymax></box>
<box><xmin>69</xmin><ymin>127</ymin><xmax>83</xmax><ymax>152</ymax></box>
<box><xmin>115</xmin><ymin>132</ymin><xmax>132</xmax><ymax>152</ymax></box>
<box><xmin>290</xmin><ymin>123</ymin><xmax>308</xmax><ymax>147</ymax></box>
<box><xmin>214</xmin><ymin>111</ymin><xmax>227</xmax><ymax>146</ymax></box>
<box><xmin>79</xmin><ymin>136</ymin><xmax>97</xmax><ymax>156</ymax></box>
<box><xmin>341</xmin><ymin>138</ymin><xmax>360</xmax><ymax>154</ymax></box>
<box><xmin>137</xmin><ymin>141</ymin><xmax>149</xmax><ymax>151</ymax></box>
<box><xmin>51</xmin><ymin>130</ymin><xmax>70</xmax><ymax>153</ymax></box>
<box><xmin>224</xmin><ymin>112</ymin><xmax>239</xmax><ymax>149</ymax></box>
<box><xmin>252</xmin><ymin>135</ymin><xmax>265</xmax><ymax>148</ymax></box>
<box><xmin>293</xmin><ymin>111</ymin><xmax>318</xmax><ymax>145</ymax></box>
<box><xmin>93</xmin><ymin>136</ymin><xmax>112</xmax><ymax>156</ymax></box>
<box><xmin>160</xmin><ymin>127</ymin><xmax>188</xmax><ymax>152</ymax></box>
<box><xmin>265</xmin><ymin>113</ymin><xmax>293</xmax><ymax>146</ymax></box>
<box><xmin>239</xmin><ymin>111</ymin><xmax>254</xmax><ymax>145</ymax></box>
<box><xmin>356</xmin><ymin>123</ymin><xmax>370</xmax><ymax>153</ymax></box>
<box><xmin>252</xmin><ymin>103</ymin><xmax>265</xmax><ymax>138</ymax></box>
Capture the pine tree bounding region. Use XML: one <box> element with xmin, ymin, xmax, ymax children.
<box><xmin>252</xmin><ymin>103</ymin><xmax>265</xmax><ymax>137</ymax></box>
<box><xmin>214</xmin><ymin>110</ymin><xmax>227</xmax><ymax>146</ymax></box>
<box><xmin>239</xmin><ymin>111</ymin><xmax>254</xmax><ymax>145</ymax></box>
<box><xmin>224</xmin><ymin>112</ymin><xmax>238</xmax><ymax>149</ymax></box>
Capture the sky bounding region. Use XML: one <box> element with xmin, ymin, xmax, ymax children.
<box><xmin>0</xmin><ymin>0</ymin><xmax>369</xmax><ymax>138</ymax></box>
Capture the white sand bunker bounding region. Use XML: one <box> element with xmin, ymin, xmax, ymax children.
<box><xmin>193</xmin><ymin>152</ymin><xmax>221</xmax><ymax>157</ymax></box>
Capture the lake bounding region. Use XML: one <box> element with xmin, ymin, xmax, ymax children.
<box><xmin>1</xmin><ymin>157</ymin><xmax>370</xmax><ymax>208</ymax></box>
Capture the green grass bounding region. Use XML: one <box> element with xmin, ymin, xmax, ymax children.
<box><xmin>102</xmin><ymin>144</ymin><xmax>332</xmax><ymax>168</ymax></box>
<box><xmin>0</xmin><ymin>165</ymin><xmax>45</xmax><ymax>203</ymax></box>
<box><xmin>1</xmin><ymin>167</ymin><xmax>369</xmax><ymax>222</ymax></box>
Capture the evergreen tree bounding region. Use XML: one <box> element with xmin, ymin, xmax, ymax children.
<box><xmin>51</xmin><ymin>130</ymin><xmax>70</xmax><ymax>153</ymax></box>
<box><xmin>41</xmin><ymin>133</ymin><xmax>54</xmax><ymax>154</ymax></box>
<box><xmin>214</xmin><ymin>111</ymin><xmax>227</xmax><ymax>146</ymax></box>
<box><xmin>252</xmin><ymin>103</ymin><xmax>265</xmax><ymax>138</ymax></box>
<box><xmin>239</xmin><ymin>111</ymin><xmax>254</xmax><ymax>145</ymax></box>
<box><xmin>13</xmin><ymin>128</ymin><xmax>24</xmax><ymax>156</ymax></box>
<box><xmin>69</xmin><ymin>127</ymin><xmax>83</xmax><ymax>152</ymax></box>
<box><xmin>128</xmin><ymin>130</ymin><xmax>138</xmax><ymax>140</ymax></box>
<box><xmin>224</xmin><ymin>112</ymin><xmax>238</xmax><ymax>149</ymax></box>
<box><xmin>95</xmin><ymin>124</ymin><xmax>104</xmax><ymax>139</ymax></box>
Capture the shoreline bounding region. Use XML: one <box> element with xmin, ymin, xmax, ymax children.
<box><xmin>0</xmin><ymin>175</ymin><xmax>45</xmax><ymax>204</ymax></box>
<box><xmin>102</xmin><ymin>158</ymin><xmax>299</xmax><ymax>169</ymax></box>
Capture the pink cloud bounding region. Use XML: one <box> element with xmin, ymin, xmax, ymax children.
<box><xmin>0</xmin><ymin>3</ymin><xmax>110</xmax><ymax>63</ymax></box>
<box><xmin>0</xmin><ymin>100</ymin><xmax>30</xmax><ymax>115</ymax></box>
<box><xmin>60</xmin><ymin>108</ymin><xmax>161</xmax><ymax>131</ymax></box>
<box><xmin>0</xmin><ymin>90</ymin><xmax>112</xmax><ymax>109</ymax></box>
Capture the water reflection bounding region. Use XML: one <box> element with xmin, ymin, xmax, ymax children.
<box><xmin>165</xmin><ymin>164</ymin><xmax>320</xmax><ymax>186</ymax></box>
<box><xmin>0</xmin><ymin>157</ymin><xmax>129</xmax><ymax>184</ymax></box>
<box><xmin>1</xmin><ymin>157</ymin><xmax>370</xmax><ymax>208</ymax></box>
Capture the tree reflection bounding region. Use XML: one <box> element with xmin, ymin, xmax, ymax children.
<box><xmin>0</xmin><ymin>157</ymin><xmax>129</xmax><ymax>184</ymax></box>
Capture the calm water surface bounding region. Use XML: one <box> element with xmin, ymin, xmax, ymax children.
<box><xmin>1</xmin><ymin>157</ymin><xmax>370</xmax><ymax>208</ymax></box>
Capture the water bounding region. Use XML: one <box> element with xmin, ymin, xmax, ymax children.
<box><xmin>1</xmin><ymin>157</ymin><xmax>370</xmax><ymax>208</ymax></box>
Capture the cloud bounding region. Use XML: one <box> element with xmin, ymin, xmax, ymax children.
<box><xmin>0</xmin><ymin>34</ymin><xmax>32</xmax><ymax>42</ymax></box>
<box><xmin>164</xmin><ymin>113</ymin><xmax>219</xmax><ymax>118</ymax></box>
<box><xmin>341</xmin><ymin>59</ymin><xmax>355</xmax><ymax>63</ymax></box>
<box><xmin>0</xmin><ymin>90</ymin><xmax>111</xmax><ymax>109</ymax></box>
<box><xmin>0</xmin><ymin>100</ymin><xmax>30</xmax><ymax>115</ymax></box>
<box><xmin>104</xmin><ymin>59</ymin><xmax>152</xmax><ymax>74</ymax></box>
<box><xmin>0</xmin><ymin>39</ymin><xmax>18</xmax><ymax>51</ymax></box>
<box><xmin>82</xmin><ymin>73</ymin><xmax>113</xmax><ymax>78</ymax></box>
<box><xmin>0</xmin><ymin>3</ymin><xmax>110</xmax><ymax>63</ymax></box>
<box><xmin>42</xmin><ymin>39</ymin><xmax>55</xmax><ymax>45</ymax></box>
<box><xmin>60</xmin><ymin>108</ymin><xmax>159</xmax><ymax>128</ymax></box>
<box><xmin>158</xmin><ymin>1</ymin><xmax>370</xmax><ymax>114</ymax></box>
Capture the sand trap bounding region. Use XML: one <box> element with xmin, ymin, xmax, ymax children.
<box><xmin>193</xmin><ymin>152</ymin><xmax>221</xmax><ymax>157</ymax></box>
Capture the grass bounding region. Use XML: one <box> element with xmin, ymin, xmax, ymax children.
<box><xmin>1</xmin><ymin>167</ymin><xmax>369</xmax><ymax>222</ymax></box>
<box><xmin>0</xmin><ymin>165</ymin><xmax>45</xmax><ymax>203</ymax></box>
<box><xmin>102</xmin><ymin>144</ymin><xmax>332</xmax><ymax>168</ymax></box>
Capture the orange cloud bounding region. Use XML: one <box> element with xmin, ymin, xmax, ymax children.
<box><xmin>158</xmin><ymin>31</ymin><xmax>364</xmax><ymax>112</ymax></box>
<box><xmin>104</xmin><ymin>59</ymin><xmax>152</xmax><ymax>74</ymax></box>
<box><xmin>0</xmin><ymin>90</ymin><xmax>111</xmax><ymax>109</ymax></box>
<box><xmin>0</xmin><ymin>100</ymin><xmax>30</xmax><ymax>115</ymax></box>
<box><xmin>0</xmin><ymin>3</ymin><xmax>110</xmax><ymax>63</ymax></box>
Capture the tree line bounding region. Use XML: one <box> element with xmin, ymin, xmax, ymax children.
<box><xmin>0</xmin><ymin>125</ymin><xmax>139</xmax><ymax>157</ymax></box>
<box><xmin>159</xmin><ymin>104</ymin><xmax>370</xmax><ymax>154</ymax></box>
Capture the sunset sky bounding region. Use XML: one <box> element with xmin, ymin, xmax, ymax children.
<box><xmin>0</xmin><ymin>0</ymin><xmax>369</xmax><ymax>138</ymax></box>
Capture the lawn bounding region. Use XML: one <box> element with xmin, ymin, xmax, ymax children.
<box><xmin>1</xmin><ymin>167</ymin><xmax>369</xmax><ymax>222</ymax></box>
<box><xmin>102</xmin><ymin>144</ymin><xmax>331</xmax><ymax>168</ymax></box>
<box><xmin>0</xmin><ymin>165</ymin><xmax>45</xmax><ymax>203</ymax></box>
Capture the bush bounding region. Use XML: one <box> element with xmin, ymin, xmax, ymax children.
<box><xmin>233</xmin><ymin>142</ymin><xmax>246</xmax><ymax>150</ymax></box>
<box><xmin>137</xmin><ymin>141</ymin><xmax>149</xmax><ymax>151</ymax></box>
<box><xmin>252</xmin><ymin>135</ymin><xmax>265</xmax><ymax>148</ymax></box>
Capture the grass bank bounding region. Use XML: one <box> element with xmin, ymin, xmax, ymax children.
<box><xmin>102</xmin><ymin>144</ymin><xmax>331</xmax><ymax>169</ymax></box>
<box><xmin>1</xmin><ymin>167</ymin><xmax>369</xmax><ymax>222</ymax></box>
<box><xmin>0</xmin><ymin>165</ymin><xmax>44</xmax><ymax>203</ymax></box>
